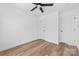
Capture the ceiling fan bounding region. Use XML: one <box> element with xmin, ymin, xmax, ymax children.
<box><xmin>30</xmin><ymin>3</ymin><xmax>54</xmax><ymax>13</ymax></box>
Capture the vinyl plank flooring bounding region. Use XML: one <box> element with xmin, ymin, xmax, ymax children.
<box><xmin>0</xmin><ymin>39</ymin><xmax>46</xmax><ymax>56</ymax></box>
<box><xmin>0</xmin><ymin>39</ymin><xmax>79</xmax><ymax>56</ymax></box>
<box><xmin>58</xmin><ymin>42</ymin><xmax>79</xmax><ymax>56</ymax></box>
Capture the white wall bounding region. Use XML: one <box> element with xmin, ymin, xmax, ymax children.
<box><xmin>0</xmin><ymin>4</ymin><xmax>38</xmax><ymax>51</ymax></box>
<box><xmin>39</xmin><ymin>12</ymin><xmax>58</xmax><ymax>44</ymax></box>
<box><xmin>0</xmin><ymin>3</ymin><xmax>79</xmax><ymax>51</ymax></box>
<box><xmin>61</xmin><ymin>9</ymin><xmax>79</xmax><ymax>48</ymax></box>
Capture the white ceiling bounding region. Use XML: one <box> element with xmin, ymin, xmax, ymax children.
<box><xmin>6</xmin><ymin>3</ymin><xmax>79</xmax><ymax>17</ymax></box>
<box><xmin>11</xmin><ymin>3</ymin><xmax>79</xmax><ymax>12</ymax></box>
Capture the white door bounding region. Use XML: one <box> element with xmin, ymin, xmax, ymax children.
<box><xmin>61</xmin><ymin>10</ymin><xmax>79</xmax><ymax>48</ymax></box>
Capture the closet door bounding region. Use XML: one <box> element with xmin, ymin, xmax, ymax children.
<box><xmin>61</xmin><ymin>13</ymin><xmax>74</xmax><ymax>45</ymax></box>
<box><xmin>73</xmin><ymin>12</ymin><xmax>79</xmax><ymax>48</ymax></box>
<box><xmin>61</xmin><ymin>10</ymin><xmax>79</xmax><ymax>48</ymax></box>
<box><xmin>39</xmin><ymin>12</ymin><xmax>58</xmax><ymax>44</ymax></box>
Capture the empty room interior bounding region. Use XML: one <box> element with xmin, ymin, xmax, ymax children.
<box><xmin>0</xmin><ymin>3</ymin><xmax>79</xmax><ymax>56</ymax></box>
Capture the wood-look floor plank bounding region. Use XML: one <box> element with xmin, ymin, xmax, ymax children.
<box><xmin>17</xmin><ymin>40</ymin><xmax>49</xmax><ymax>56</ymax></box>
<box><xmin>48</xmin><ymin>43</ymin><xmax>58</xmax><ymax>56</ymax></box>
<box><xmin>58</xmin><ymin>42</ymin><xmax>78</xmax><ymax>56</ymax></box>
<box><xmin>29</xmin><ymin>42</ymin><xmax>50</xmax><ymax>56</ymax></box>
<box><xmin>0</xmin><ymin>39</ymin><xmax>46</xmax><ymax>56</ymax></box>
<box><xmin>0</xmin><ymin>39</ymin><xmax>79</xmax><ymax>56</ymax></box>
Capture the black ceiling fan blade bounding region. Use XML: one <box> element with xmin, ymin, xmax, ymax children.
<box><xmin>39</xmin><ymin>7</ymin><xmax>44</xmax><ymax>13</ymax></box>
<box><xmin>32</xmin><ymin>3</ymin><xmax>39</xmax><ymax>5</ymax></box>
<box><xmin>41</xmin><ymin>3</ymin><xmax>54</xmax><ymax>6</ymax></box>
<box><xmin>30</xmin><ymin>6</ymin><xmax>38</xmax><ymax>11</ymax></box>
